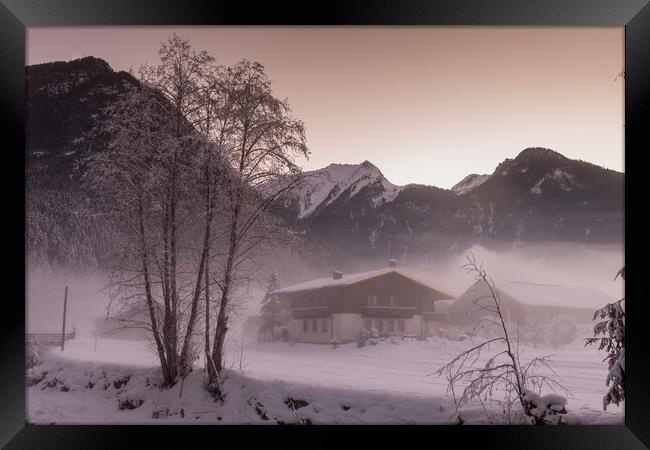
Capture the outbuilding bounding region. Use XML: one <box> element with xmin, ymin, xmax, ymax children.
<box><xmin>449</xmin><ymin>279</ymin><xmax>613</xmax><ymax>326</ymax></box>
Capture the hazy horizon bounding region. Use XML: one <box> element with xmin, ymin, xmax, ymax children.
<box><xmin>27</xmin><ymin>242</ymin><xmax>623</xmax><ymax>335</ymax></box>
<box><xmin>27</xmin><ymin>26</ymin><xmax>624</xmax><ymax>188</ymax></box>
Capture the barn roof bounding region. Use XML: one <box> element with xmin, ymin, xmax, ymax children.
<box><xmin>271</xmin><ymin>267</ymin><xmax>454</xmax><ymax>298</ymax></box>
<box><xmin>467</xmin><ymin>279</ymin><xmax>615</xmax><ymax>309</ymax></box>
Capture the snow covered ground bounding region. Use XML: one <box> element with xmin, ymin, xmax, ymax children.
<box><xmin>26</xmin><ymin>336</ymin><xmax>623</xmax><ymax>425</ymax></box>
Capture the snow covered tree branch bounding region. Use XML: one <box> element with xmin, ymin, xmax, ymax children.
<box><xmin>585</xmin><ymin>267</ymin><xmax>625</xmax><ymax>410</ymax></box>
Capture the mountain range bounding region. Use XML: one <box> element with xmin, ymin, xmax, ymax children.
<box><xmin>275</xmin><ymin>148</ymin><xmax>622</xmax><ymax>261</ymax></box>
<box><xmin>25</xmin><ymin>57</ymin><xmax>624</xmax><ymax>269</ymax></box>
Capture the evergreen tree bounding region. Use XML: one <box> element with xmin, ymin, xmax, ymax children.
<box><xmin>585</xmin><ymin>267</ymin><xmax>625</xmax><ymax>410</ymax></box>
<box><xmin>260</xmin><ymin>272</ymin><xmax>281</xmax><ymax>340</ymax></box>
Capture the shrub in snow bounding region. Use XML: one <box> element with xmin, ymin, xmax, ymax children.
<box><xmin>280</xmin><ymin>327</ymin><xmax>289</xmax><ymax>343</ymax></box>
<box><xmin>118</xmin><ymin>396</ymin><xmax>144</xmax><ymax>410</ymax></box>
<box><xmin>26</xmin><ymin>369</ymin><xmax>47</xmax><ymax>387</ymax></box>
<box><xmin>116</xmin><ymin>376</ymin><xmax>153</xmax><ymax>411</ymax></box>
<box><xmin>112</xmin><ymin>375</ymin><xmax>131</xmax><ymax>389</ymax></box>
<box><xmin>356</xmin><ymin>328</ymin><xmax>378</xmax><ymax>347</ymax></box>
<box><xmin>151</xmin><ymin>406</ymin><xmax>185</xmax><ymax>418</ymax></box>
<box><xmin>330</xmin><ymin>337</ymin><xmax>339</xmax><ymax>349</ymax></box>
<box><xmin>357</xmin><ymin>328</ymin><xmax>370</xmax><ymax>348</ymax></box>
<box><xmin>522</xmin><ymin>390</ymin><xmax>568</xmax><ymax>424</ymax></box>
<box><xmin>26</xmin><ymin>346</ymin><xmax>42</xmax><ymax>369</ymax></box>
<box><xmin>368</xmin><ymin>329</ymin><xmax>379</xmax><ymax>345</ymax></box>
<box><xmin>39</xmin><ymin>377</ymin><xmax>71</xmax><ymax>392</ymax></box>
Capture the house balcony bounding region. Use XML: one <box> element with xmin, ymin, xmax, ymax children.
<box><xmin>423</xmin><ymin>312</ymin><xmax>448</xmax><ymax>321</ymax></box>
<box><xmin>289</xmin><ymin>306</ymin><xmax>332</xmax><ymax>319</ymax></box>
<box><xmin>361</xmin><ymin>305</ymin><xmax>417</xmax><ymax>318</ymax></box>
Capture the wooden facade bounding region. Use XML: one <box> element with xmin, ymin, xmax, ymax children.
<box><xmin>272</xmin><ymin>269</ymin><xmax>454</xmax><ymax>343</ymax></box>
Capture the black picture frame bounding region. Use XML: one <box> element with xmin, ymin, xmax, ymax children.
<box><xmin>2</xmin><ymin>0</ymin><xmax>648</xmax><ymax>448</ymax></box>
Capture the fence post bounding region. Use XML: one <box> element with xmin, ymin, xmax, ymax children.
<box><xmin>60</xmin><ymin>286</ymin><xmax>68</xmax><ymax>351</ymax></box>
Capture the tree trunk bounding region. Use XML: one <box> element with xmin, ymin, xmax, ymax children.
<box><xmin>204</xmin><ymin>173</ymin><xmax>214</xmax><ymax>380</ymax></box>
<box><xmin>178</xmin><ymin>205</ymin><xmax>213</xmax><ymax>377</ymax></box>
<box><xmin>168</xmin><ymin>171</ymin><xmax>179</xmax><ymax>378</ymax></box>
<box><xmin>137</xmin><ymin>193</ymin><xmax>173</xmax><ymax>386</ymax></box>
<box><xmin>212</xmin><ymin>249</ymin><xmax>234</xmax><ymax>373</ymax></box>
<box><xmin>161</xmin><ymin>190</ymin><xmax>175</xmax><ymax>382</ymax></box>
<box><xmin>205</xmin><ymin>247</ymin><xmax>213</xmax><ymax>381</ymax></box>
<box><xmin>210</xmin><ymin>192</ymin><xmax>241</xmax><ymax>376</ymax></box>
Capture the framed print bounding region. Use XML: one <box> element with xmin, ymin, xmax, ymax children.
<box><xmin>1</xmin><ymin>0</ymin><xmax>649</xmax><ymax>448</ymax></box>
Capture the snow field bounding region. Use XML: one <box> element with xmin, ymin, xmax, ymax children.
<box><xmin>26</xmin><ymin>336</ymin><xmax>623</xmax><ymax>424</ymax></box>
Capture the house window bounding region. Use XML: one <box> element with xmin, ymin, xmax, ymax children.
<box><xmin>386</xmin><ymin>319</ymin><xmax>394</xmax><ymax>332</ymax></box>
<box><xmin>377</xmin><ymin>319</ymin><xmax>384</xmax><ymax>333</ymax></box>
<box><xmin>364</xmin><ymin>319</ymin><xmax>372</xmax><ymax>330</ymax></box>
<box><xmin>322</xmin><ymin>318</ymin><xmax>329</xmax><ymax>332</ymax></box>
<box><xmin>397</xmin><ymin>319</ymin><xmax>405</xmax><ymax>332</ymax></box>
<box><xmin>303</xmin><ymin>320</ymin><xmax>308</xmax><ymax>332</ymax></box>
<box><xmin>389</xmin><ymin>295</ymin><xmax>396</xmax><ymax>306</ymax></box>
<box><xmin>368</xmin><ymin>294</ymin><xmax>378</xmax><ymax>306</ymax></box>
<box><xmin>312</xmin><ymin>319</ymin><xmax>318</xmax><ymax>332</ymax></box>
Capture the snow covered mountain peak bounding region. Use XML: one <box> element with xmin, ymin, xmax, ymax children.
<box><xmin>451</xmin><ymin>173</ymin><xmax>491</xmax><ymax>196</ymax></box>
<box><xmin>296</xmin><ymin>161</ymin><xmax>402</xmax><ymax>219</ymax></box>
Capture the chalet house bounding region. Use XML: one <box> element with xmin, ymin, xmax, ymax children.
<box><xmin>270</xmin><ymin>260</ymin><xmax>454</xmax><ymax>343</ymax></box>
<box><xmin>449</xmin><ymin>279</ymin><xmax>614</xmax><ymax>326</ymax></box>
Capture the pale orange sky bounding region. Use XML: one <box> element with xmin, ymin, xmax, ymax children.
<box><xmin>27</xmin><ymin>27</ymin><xmax>624</xmax><ymax>188</ymax></box>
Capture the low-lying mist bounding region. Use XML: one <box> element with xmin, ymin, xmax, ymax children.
<box><xmin>26</xmin><ymin>270</ymin><xmax>110</xmax><ymax>336</ymax></box>
<box><xmin>397</xmin><ymin>242</ymin><xmax>624</xmax><ymax>301</ymax></box>
<box><xmin>26</xmin><ymin>241</ymin><xmax>623</xmax><ymax>336</ymax></box>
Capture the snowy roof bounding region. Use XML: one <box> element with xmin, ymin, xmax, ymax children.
<box><xmin>493</xmin><ymin>281</ymin><xmax>614</xmax><ymax>309</ymax></box>
<box><xmin>271</xmin><ymin>267</ymin><xmax>454</xmax><ymax>298</ymax></box>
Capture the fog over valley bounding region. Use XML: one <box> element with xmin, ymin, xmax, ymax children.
<box><xmin>27</xmin><ymin>242</ymin><xmax>623</xmax><ymax>336</ymax></box>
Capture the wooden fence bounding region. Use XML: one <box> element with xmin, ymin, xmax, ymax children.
<box><xmin>26</xmin><ymin>330</ymin><xmax>76</xmax><ymax>347</ymax></box>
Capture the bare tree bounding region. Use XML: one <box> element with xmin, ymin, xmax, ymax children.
<box><xmin>206</xmin><ymin>60</ymin><xmax>308</xmax><ymax>395</ymax></box>
<box><xmin>85</xmin><ymin>37</ymin><xmax>308</xmax><ymax>395</ymax></box>
<box><xmin>136</xmin><ymin>34</ymin><xmax>219</xmax><ymax>380</ymax></box>
<box><xmin>85</xmin><ymin>35</ymin><xmax>221</xmax><ymax>386</ymax></box>
<box><xmin>434</xmin><ymin>255</ymin><xmax>568</xmax><ymax>424</ymax></box>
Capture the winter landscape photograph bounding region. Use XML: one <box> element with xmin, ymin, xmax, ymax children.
<box><xmin>25</xmin><ymin>26</ymin><xmax>625</xmax><ymax>425</ymax></box>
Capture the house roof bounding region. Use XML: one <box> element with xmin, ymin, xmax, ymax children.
<box><xmin>470</xmin><ymin>280</ymin><xmax>615</xmax><ymax>309</ymax></box>
<box><xmin>271</xmin><ymin>267</ymin><xmax>454</xmax><ymax>298</ymax></box>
